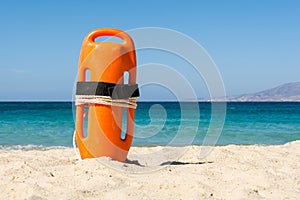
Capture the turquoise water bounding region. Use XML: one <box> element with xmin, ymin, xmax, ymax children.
<box><xmin>0</xmin><ymin>102</ymin><xmax>299</xmax><ymax>149</ymax></box>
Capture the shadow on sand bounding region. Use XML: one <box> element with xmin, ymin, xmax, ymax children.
<box><xmin>160</xmin><ymin>161</ymin><xmax>213</xmax><ymax>166</ymax></box>
<box><xmin>125</xmin><ymin>159</ymin><xmax>213</xmax><ymax>167</ymax></box>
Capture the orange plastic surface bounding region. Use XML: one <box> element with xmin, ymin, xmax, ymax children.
<box><xmin>75</xmin><ymin>28</ymin><xmax>137</xmax><ymax>162</ymax></box>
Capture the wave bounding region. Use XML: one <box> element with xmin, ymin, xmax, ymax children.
<box><xmin>0</xmin><ymin>144</ymin><xmax>70</xmax><ymax>151</ymax></box>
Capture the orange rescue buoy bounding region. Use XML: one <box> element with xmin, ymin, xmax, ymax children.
<box><xmin>75</xmin><ymin>28</ymin><xmax>139</xmax><ymax>162</ymax></box>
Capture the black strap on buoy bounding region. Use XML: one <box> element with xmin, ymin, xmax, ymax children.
<box><xmin>76</xmin><ymin>82</ymin><xmax>139</xmax><ymax>100</ymax></box>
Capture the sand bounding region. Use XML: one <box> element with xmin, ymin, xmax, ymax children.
<box><xmin>0</xmin><ymin>141</ymin><xmax>299</xmax><ymax>200</ymax></box>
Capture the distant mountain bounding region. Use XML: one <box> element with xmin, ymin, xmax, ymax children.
<box><xmin>229</xmin><ymin>82</ymin><xmax>300</xmax><ymax>102</ymax></box>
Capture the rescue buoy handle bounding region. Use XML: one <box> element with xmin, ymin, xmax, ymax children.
<box><xmin>86</xmin><ymin>28</ymin><xmax>133</xmax><ymax>47</ymax></box>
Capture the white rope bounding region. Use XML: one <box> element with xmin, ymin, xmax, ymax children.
<box><xmin>73</xmin><ymin>130</ymin><xmax>82</xmax><ymax>160</ymax></box>
<box><xmin>75</xmin><ymin>95</ymin><xmax>138</xmax><ymax>109</ymax></box>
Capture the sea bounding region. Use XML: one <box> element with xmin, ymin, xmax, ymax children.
<box><xmin>0</xmin><ymin>102</ymin><xmax>299</xmax><ymax>150</ymax></box>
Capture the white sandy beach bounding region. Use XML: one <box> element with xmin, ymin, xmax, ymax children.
<box><xmin>0</xmin><ymin>141</ymin><xmax>299</xmax><ymax>200</ymax></box>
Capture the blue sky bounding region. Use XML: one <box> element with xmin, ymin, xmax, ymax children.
<box><xmin>0</xmin><ymin>0</ymin><xmax>299</xmax><ymax>101</ymax></box>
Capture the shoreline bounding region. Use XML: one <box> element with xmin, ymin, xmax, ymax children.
<box><xmin>1</xmin><ymin>140</ymin><xmax>299</xmax><ymax>151</ymax></box>
<box><xmin>1</xmin><ymin>141</ymin><xmax>299</xmax><ymax>199</ymax></box>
